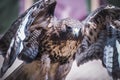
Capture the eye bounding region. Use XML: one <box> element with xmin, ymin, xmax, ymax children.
<box><xmin>66</xmin><ymin>25</ymin><xmax>72</xmax><ymax>31</ymax></box>
<box><xmin>67</xmin><ymin>26</ymin><xmax>71</xmax><ymax>29</ymax></box>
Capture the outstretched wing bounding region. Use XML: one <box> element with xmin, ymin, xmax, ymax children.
<box><xmin>76</xmin><ymin>4</ymin><xmax>120</xmax><ymax>79</ymax></box>
<box><xmin>0</xmin><ymin>0</ymin><xmax>56</xmax><ymax>77</ymax></box>
<box><xmin>0</xmin><ymin>0</ymin><xmax>45</xmax><ymax>57</ymax></box>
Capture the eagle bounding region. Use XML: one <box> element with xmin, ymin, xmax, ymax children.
<box><xmin>76</xmin><ymin>5</ymin><xmax>120</xmax><ymax>79</ymax></box>
<box><xmin>1</xmin><ymin>0</ymin><xmax>120</xmax><ymax>80</ymax></box>
<box><xmin>0</xmin><ymin>0</ymin><xmax>83</xmax><ymax>79</ymax></box>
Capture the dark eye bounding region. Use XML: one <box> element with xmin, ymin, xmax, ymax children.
<box><xmin>67</xmin><ymin>26</ymin><xmax>71</xmax><ymax>29</ymax></box>
<box><xmin>66</xmin><ymin>25</ymin><xmax>72</xmax><ymax>31</ymax></box>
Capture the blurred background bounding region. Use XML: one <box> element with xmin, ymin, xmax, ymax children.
<box><xmin>0</xmin><ymin>0</ymin><xmax>120</xmax><ymax>80</ymax></box>
<box><xmin>0</xmin><ymin>0</ymin><xmax>120</xmax><ymax>35</ymax></box>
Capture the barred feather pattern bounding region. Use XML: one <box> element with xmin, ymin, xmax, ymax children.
<box><xmin>0</xmin><ymin>0</ymin><xmax>56</xmax><ymax>77</ymax></box>
<box><xmin>76</xmin><ymin>30</ymin><xmax>106</xmax><ymax>66</ymax></box>
<box><xmin>0</xmin><ymin>0</ymin><xmax>45</xmax><ymax>57</ymax></box>
<box><xmin>18</xmin><ymin>30</ymin><xmax>42</xmax><ymax>62</ymax></box>
<box><xmin>104</xmin><ymin>25</ymin><xmax>120</xmax><ymax>78</ymax></box>
<box><xmin>0</xmin><ymin>9</ymin><xmax>35</xmax><ymax>77</ymax></box>
<box><xmin>76</xmin><ymin>5</ymin><xmax>120</xmax><ymax>79</ymax></box>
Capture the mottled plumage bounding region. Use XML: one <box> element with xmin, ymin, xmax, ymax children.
<box><xmin>1</xmin><ymin>1</ymin><xmax>120</xmax><ymax>80</ymax></box>
<box><xmin>0</xmin><ymin>0</ymin><xmax>57</xmax><ymax>77</ymax></box>
<box><xmin>0</xmin><ymin>0</ymin><xmax>83</xmax><ymax>79</ymax></box>
<box><xmin>76</xmin><ymin>5</ymin><xmax>120</xmax><ymax>79</ymax></box>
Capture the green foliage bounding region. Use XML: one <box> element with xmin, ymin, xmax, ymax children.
<box><xmin>0</xmin><ymin>0</ymin><xmax>18</xmax><ymax>34</ymax></box>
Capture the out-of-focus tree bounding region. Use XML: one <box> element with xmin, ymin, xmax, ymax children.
<box><xmin>0</xmin><ymin>0</ymin><xmax>18</xmax><ymax>34</ymax></box>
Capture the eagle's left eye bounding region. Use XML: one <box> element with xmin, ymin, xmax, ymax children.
<box><xmin>66</xmin><ymin>25</ymin><xmax>72</xmax><ymax>32</ymax></box>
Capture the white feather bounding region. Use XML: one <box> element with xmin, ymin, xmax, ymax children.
<box><xmin>7</xmin><ymin>6</ymin><xmax>37</xmax><ymax>56</ymax></box>
<box><xmin>6</xmin><ymin>38</ymin><xmax>15</xmax><ymax>58</ymax></box>
<box><xmin>116</xmin><ymin>40</ymin><xmax>120</xmax><ymax>68</ymax></box>
<box><xmin>104</xmin><ymin>45</ymin><xmax>113</xmax><ymax>73</ymax></box>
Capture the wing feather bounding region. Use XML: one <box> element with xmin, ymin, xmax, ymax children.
<box><xmin>77</xmin><ymin>4</ymin><xmax>120</xmax><ymax>79</ymax></box>
<box><xmin>0</xmin><ymin>0</ymin><xmax>56</xmax><ymax>77</ymax></box>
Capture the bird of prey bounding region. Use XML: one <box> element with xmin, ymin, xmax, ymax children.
<box><xmin>76</xmin><ymin>5</ymin><xmax>120</xmax><ymax>79</ymax></box>
<box><xmin>1</xmin><ymin>0</ymin><xmax>120</xmax><ymax>79</ymax></box>
<box><xmin>0</xmin><ymin>0</ymin><xmax>83</xmax><ymax>79</ymax></box>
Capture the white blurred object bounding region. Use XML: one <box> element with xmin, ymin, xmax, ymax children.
<box><xmin>66</xmin><ymin>60</ymin><xmax>112</xmax><ymax>80</ymax></box>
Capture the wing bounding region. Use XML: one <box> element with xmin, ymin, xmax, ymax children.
<box><xmin>76</xmin><ymin>30</ymin><xmax>106</xmax><ymax>65</ymax></box>
<box><xmin>4</xmin><ymin>17</ymin><xmax>83</xmax><ymax>80</ymax></box>
<box><xmin>0</xmin><ymin>0</ymin><xmax>56</xmax><ymax>77</ymax></box>
<box><xmin>76</xmin><ymin>4</ymin><xmax>120</xmax><ymax>79</ymax></box>
<box><xmin>0</xmin><ymin>0</ymin><xmax>46</xmax><ymax>57</ymax></box>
